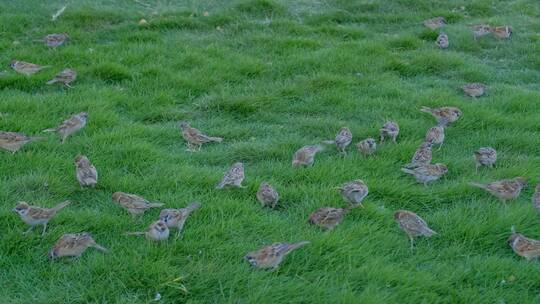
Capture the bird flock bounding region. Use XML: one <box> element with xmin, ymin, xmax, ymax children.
<box><xmin>3</xmin><ymin>16</ymin><xmax>540</xmax><ymax>270</ymax></box>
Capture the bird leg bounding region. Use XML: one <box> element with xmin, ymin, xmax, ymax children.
<box><xmin>41</xmin><ymin>223</ymin><xmax>48</xmax><ymax>236</ymax></box>
<box><xmin>409</xmin><ymin>236</ymin><xmax>415</xmax><ymax>251</ymax></box>
<box><xmin>23</xmin><ymin>226</ymin><xmax>34</xmax><ymax>235</ymax></box>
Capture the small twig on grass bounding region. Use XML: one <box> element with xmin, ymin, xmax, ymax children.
<box><xmin>51</xmin><ymin>5</ymin><xmax>67</xmax><ymax>21</ymax></box>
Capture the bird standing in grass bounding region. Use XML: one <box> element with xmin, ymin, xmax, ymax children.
<box><xmin>423</xmin><ymin>17</ymin><xmax>445</xmax><ymax>30</ymax></box>
<box><xmin>46</xmin><ymin>68</ymin><xmax>77</xmax><ymax>87</ymax></box>
<box><xmin>323</xmin><ymin>127</ymin><xmax>352</xmax><ymax>155</ymax></box>
<box><xmin>474</xmin><ymin>147</ymin><xmax>497</xmax><ymax>172</ymax></box>
<box><xmin>469</xmin><ymin>177</ymin><xmax>527</xmax><ymax>204</ymax></box>
<box><xmin>112</xmin><ymin>192</ymin><xmax>164</xmax><ymax>216</ymax></box>
<box><xmin>40</xmin><ymin>33</ymin><xmax>69</xmax><ymax>47</ymax></box>
<box><xmin>420</xmin><ymin>106</ymin><xmax>461</xmax><ymax>126</ymax></box>
<box><xmin>0</xmin><ymin>131</ymin><xmax>43</xmax><ymax>153</ymax></box>
<box><xmin>245</xmin><ymin>241</ymin><xmax>310</xmax><ymax>269</ymax></box>
<box><xmin>394</xmin><ymin>210</ymin><xmax>437</xmax><ymax>249</ymax></box>
<box><xmin>159</xmin><ymin>202</ymin><xmax>201</xmax><ymax>236</ymax></box>
<box><xmin>126</xmin><ymin>220</ymin><xmax>170</xmax><ymax>241</ymax></box>
<box><xmin>216</xmin><ymin>162</ymin><xmax>245</xmax><ymax>189</ymax></box>
<box><xmin>462</xmin><ymin>83</ymin><xmax>487</xmax><ymax>98</ymax></box>
<box><xmin>43</xmin><ymin>112</ymin><xmax>88</xmax><ymax>144</ymax></box>
<box><xmin>309</xmin><ymin>207</ymin><xmax>350</xmax><ymax>230</ymax></box>
<box><xmin>292</xmin><ymin>145</ymin><xmax>324</xmax><ymax>167</ymax></box>
<box><xmin>425</xmin><ymin>125</ymin><xmax>445</xmax><ymax>148</ymax></box>
<box><xmin>401</xmin><ymin>163</ymin><xmax>448</xmax><ymax>186</ymax></box>
<box><xmin>13</xmin><ymin>201</ymin><xmax>70</xmax><ymax>236</ymax></box>
<box><xmin>436</xmin><ymin>32</ymin><xmax>449</xmax><ymax>49</ymax></box>
<box><xmin>356</xmin><ymin>138</ymin><xmax>377</xmax><ymax>155</ymax></box>
<box><xmin>508</xmin><ymin>227</ymin><xmax>540</xmax><ymax>261</ymax></box>
<box><xmin>405</xmin><ymin>142</ymin><xmax>433</xmax><ymax>169</ymax></box>
<box><xmin>10</xmin><ymin>60</ymin><xmax>49</xmax><ymax>75</ymax></box>
<box><xmin>179</xmin><ymin>121</ymin><xmax>222</xmax><ymax>152</ymax></box>
<box><xmin>49</xmin><ymin>233</ymin><xmax>107</xmax><ymax>259</ymax></box>
<box><xmin>75</xmin><ymin>155</ymin><xmax>98</xmax><ymax>188</ymax></box>
<box><xmin>338</xmin><ymin>180</ymin><xmax>368</xmax><ymax>208</ymax></box>
<box><xmin>256</xmin><ymin>182</ymin><xmax>279</xmax><ymax>209</ymax></box>
<box><xmin>380</xmin><ymin>121</ymin><xmax>399</xmax><ymax>143</ymax></box>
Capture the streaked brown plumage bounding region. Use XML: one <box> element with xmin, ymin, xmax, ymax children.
<box><xmin>292</xmin><ymin>145</ymin><xmax>324</xmax><ymax>167</ymax></box>
<box><xmin>380</xmin><ymin>121</ymin><xmax>399</xmax><ymax>143</ymax></box>
<box><xmin>112</xmin><ymin>192</ymin><xmax>163</xmax><ymax>216</ymax></box>
<box><xmin>10</xmin><ymin>60</ymin><xmax>49</xmax><ymax>75</ymax></box>
<box><xmin>256</xmin><ymin>182</ymin><xmax>279</xmax><ymax>208</ymax></box>
<box><xmin>126</xmin><ymin>220</ymin><xmax>170</xmax><ymax>241</ymax></box>
<box><xmin>159</xmin><ymin>202</ymin><xmax>201</xmax><ymax>236</ymax></box>
<box><xmin>245</xmin><ymin>241</ymin><xmax>310</xmax><ymax>269</ymax></box>
<box><xmin>49</xmin><ymin>232</ymin><xmax>107</xmax><ymax>259</ymax></box>
<box><xmin>533</xmin><ymin>184</ymin><xmax>540</xmax><ymax>213</ymax></box>
<box><xmin>394</xmin><ymin>210</ymin><xmax>437</xmax><ymax>249</ymax></box>
<box><xmin>508</xmin><ymin>227</ymin><xmax>540</xmax><ymax>261</ymax></box>
<box><xmin>43</xmin><ymin>112</ymin><xmax>88</xmax><ymax>143</ymax></box>
<box><xmin>420</xmin><ymin>106</ymin><xmax>461</xmax><ymax>126</ymax></box>
<box><xmin>309</xmin><ymin>207</ymin><xmax>349</xmax><ymax>230</ymax></box>
<box><xmin>469</xmin><ymin>177</ymin><xmax>527</xmax><ymax>203</ymax></box>
<box><xmin>401</xmin><ymin>163</ymin><xmax>448</xmax><ymax>186</ymax></box>
<box><xmin>490</xmin><ymin>26</ymin><xmax>512</xmax><ymax>39</ymax></box>
<box><xmin>41</xmin><ymin>33</ymin><xmax>69</xmax><ymax>47</ymax></box>
<box><xmin>216</xmin><ymin>162</ymin><xmax>245</xmax><ymax>189</ymax></box>
<box><xmin>474</xmin><ymin>147</ymin><xmax>497</xmax><ymax>172</ymax></box>
<box><xmin>423</xmin><ymin>17</ymin><xmax>445</xmax><ymax>30</ymax></box>
<box><xmin>356</xmin><ymin>138</ymin><xmax>376</xmax><ymax>156</ymax></box>
<box><xmin>75</xmin><ymin>155</ymin><xmax>97</xmax><ymax>188</ymax></box>
<box><xmin>13</xmin><ymin>201</ymin><xmax>70</xmax><ymax>236</ymax></box>
<box><xmin>46</xmin><ymin>68</ymin><xmax>77</xmax><ymax>86</ymax></box>
<box><xmin>436</xmin><ymin>32</ymin><xmax>449</xmax><ymax>49</ymax></box>
<box><xmin>338</xmin><ymin>180</ymin><xmax>368</xmax><ymax>208</ymax></box>
<box><xmin>405</xmin><ymin>142</ymin><xmax>433</xmax><ymax>169</ymax></box>
<box><xmin>0</xmin><ymin>131</ymin><xmax>43</xmax><ymax>154</ymax></box>
<box><xmin>425</xmin><ymin>125</ymin><xmax>445</xmax><ymax>148</ymax></box>
<box><xmin>472</xmin><ymin>24</ymin><xmax>491</xmax><ymax>40</ymax></box>
<box><xmin>462</xmin><ymin>83</ymin><xmax>487</xmax><ymax>98</ymax></box>
<box><xmin>179</xmin><ymin>121</ymin><xmax>222</xmax><ymax>152</ymax></box>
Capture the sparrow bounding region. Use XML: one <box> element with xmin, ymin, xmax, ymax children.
<box><xmin>256</xmin><ymin>182</ymin><xmax>279</xmax><ymax>209</ymax></box>
<box><xmin>43</xmin><ymin>112</ymin><xmax>88</xmax><ymax>144</ymax></box>
<box><xmin>474</xmin><ymin>147</ymin><xmax>497</xmax><ymax>172</ymax></box>
<box><xmin>508</xmin><ymin>227</ymin><xmax>540</xmax><ymax>260</ymax></box>
<box><xmin>423</xmin><ymin>17</ymin><xmax>445</xmax><ymax>30</ymax></box>
<box><xmin>13</xmin><ymin>201</ymin><xmax>70</xmax><ymax>236</ymax></box>
<box><xmin>216</xmin><ymin>162</ymin><xmax>245</xmax><ymax>189</ymax></box>
<box><xmin>405</xmin><ymin>142</ymin><xmax>433</xmax><ymax>169</ymax></box>
<box><xmin>379</xmin><ymin>121</ymin><xmax>399</xmax><ymax>143</ymax></box>
<box><xmin>469</xmin><ymin>177</ymin><xmax>527</xmax><ymax>204</ymax></box>
<box><xmin>159</xmin><ymin>202</ymin><xmax>201</xmax><ymax>236</ymax></box>
<box><xmin>338</xmin><ymin>180</ymin><xmax>368</xmax><ymax>208</ymax></box>
<box><xmin>75</xmin><ymin>155</ymin><xmax>97</xmax><ymax>188</ymax></box>
<box><xmin>126</xmin><ymin>220</ymin><xmax>170</xmax><ymax>241</ymax></box>
<box><xmin>472</xmin><ymin>24</ymin><xmax>491</xmax><ymax>40</ymax></box>
<box><xmin>46</xmin><ymin>68</ymin><xmax>77</xmax><ymax>87</ymax></box>
<box><xmin>425</xmin><ymin>125</ymin><xmax>445</xmax><ymax>148</ymax></box>
<box><xmin>436</xmin><ymin>32</ymin><xmax>449</xmax><ymax>49</ymax></box>
<box><xmin>533</xmin><ymin>184</ymin><xmax>540</xmax><ymax>213</ymax></box>
<box><xmin>356</xmin><ymin>138</ymin><xmax>377</xmax><ymax>156</ymax></box>
<box><xmin>462</xmin><ymin>83</ymin><xmax>487</xmax><ymax>98</ymax></box>
<box><xmin>292</xmin><ymin>145</ymin><xmax>324</xmax><ymax>167</ymax></box>
<box><xmin>490</xmin><ymin>26</ymin><xmax>512</xmax><ymax>39</ymax></box>
<box><xmin>245</xmin><ymin>241</ymin><xmax>310</xmax><ymax>269</ymax></box>
<box><xmin>420</xmin><ymin>106</ymin><xmax>462</xmax><ymax>126</ymax></box>
<box><xmin>49</xmin><ymin>232</ymin><xmax>107</xmax><ymax>259</ymax></box>
<box><xmin>323</xmin><ymin>127</ymin><xmax>352</xmax><ymax>155</ymax></box>
<box><xmin>394</xmin><ymin>210</ymin><xmax>437</xmax><ymax>249</ymax></box>
<box><xmin>10</xmin><ymin>60</ymin><xmax>49</xmax><ymax>75</ymax></box>
<box><xmin>401</xmin><ymin>163</ymin><xmax>448</xmax><ymax>186</ymax></box>
<box><xmin>0</xmin><ymin>131</ymin><xmax>43</xmax><ymax>153</ymax></box>
<box><xmin>179</xmin><ymin>121</ymin><xmax>222</xmax><ymax>152</ymax></box>
<box><xmin>309</xmin><ymin>207</ymin><xmax>350</xmax><ymax>230</ymax></box>
<box><xmin>40</xmin><ymin>33</ymin><xmax>69</xmax><ymax>47</ymax></box>
<box><xmin>112</xmin><ymin>192</ymin><xmax>164</xmax><ymax>216</ymax></box>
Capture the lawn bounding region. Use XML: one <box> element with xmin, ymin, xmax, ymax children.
<box><xmin>1</xmin><ymin>0</ymin><xmax>540</xmax><ymax>303</ymax></box>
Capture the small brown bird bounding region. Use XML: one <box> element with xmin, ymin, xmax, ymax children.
<box><xmin>159</xmin><ymin>202</ymin><xmax>201</xmax><ymax>236</ymax></box>
<box><xmin>216</xmin><ymin>162</ymin><xmax>245</xmax><ymax>189</ymax></box>
<box><xmin>323</xmin><ymin>127</ymin><xmax>352</xmax><ymax>155</ymax></box>
<box><xmin>49</xmin><ymin>232</ymin><xmax>107</xmax><ymax>259</ymax></box>
<box><xmin>490</xmin><ymin>26</ymin><xmax>512</xmax><ymax>39</ymax></box>
<box><xmin>462</xmin><ymin>83</ymin><xmax>487</xmax><ymax>98</ymax></box>
<box><xmin>0</xmin><ymin>131</ymin><xmax>43</xmax><ymax>154</ymax></box>
<box><xmin>43</xmin><ymin>112</ymin><xmax>88</xmax><ymax>144</ymax></box>
<box><xmin>338</xmin><ymin>180</ymin><xmax>368</xmax><ymax>208</ymax></box>
<box><xmin>13</xmin><ymin>201</ymin><xmax>70</xmax><ymax>236</ymax></box>
<box><xmin>256</xmin><ymin>182</ymin><xmax>279</xmax><ymax>208</ymax></box>
<box><xmin>401</xmin><ymin>163</ymin><xmax>448</xmax><ymax>186</ymax></box>
<box><xmin>179</xmin><ymin>121</ymin><xmax>222</xmax><ymax>152</ymax></box>
<box><xmin>420</xmin><ymin>106</ymin><xmax>462</xmax><ymax>126</ymax></box>
<box><xmin>423</xmin><ymin>17</ymin><xmax>445</xmax><ymax>30</ymax></box>
<box><xmin>46</xmin><ymin>68</ymin><xmax>77</xmax><ymax>87</ymax></box>
<box><xmin>10</xmin><ymin>60</ymin><xmax>49</xmax><ymax>75</ymax></box>
<box><xmin>112</xmin><ymin>192</ymin><xmax>163</xmax><ymax>216</ymax></box>
<box><xmin>394</xmin><ymin>210</ymin><xmax>437</xmax><ymax>249</ymax></box>
<box><xmin>469</xmin><ymin>177</ymin><xmax>527</xmax><ymax>204</ymax></box>
<box><xmin>436</xmin><ymin>32</ymin><xmax>449</xmax><ymax>49</ymax></box>
<box><xmin>356</xmin><ymin>138</ymin><xmax>377</xmax><ymax>156</ymax></box>
<box><xmin>245</xmin><ymin>241</ymin><xmax>310</xmax><ymax>269</ymax></box>
<box><xmin>508</xmin><ymin>227</ymin><xmax>540</xmax><ymax>261</ymax></box>
<box><xmin>292</xmin><ymin>145</ymin><xmax>324</xmax><ymax>167</ymax></box>
<box><xmin>75</xmin><ymin>155</ymin><xmax>97</xmax><ymax>188</ymax></box>
<box><xmin>380</xmin><ymin>121</ymin><xmax>399</xmax><ymax>143</ymax></box>
<box><xmin>126</xmin><ymin>220</ymin><xmax>170</xmax><ymax>241</ymax></box>
<box><xmin>474</xmin><ymin>147</ymin><xmax>497</xmax><ymax>172</ymax></box>
<box><xmin>425</xmin><ymin>125</ymin><xmax>445</xmax><ymax>148</ymax></box>
<box><xmin>405</xmin><ymin>142</ymin><xmax>433</xmax><ymax>169</ymax></box>
<box><xmin>472</xmin><ymin>24</ymin><xmax>491</xmax><ymax>40</ymax></box>
<box><xmin>40</xmin><ymin>33</ymin><xmax>69</xmax><ymax>47</ymax></box>
<box><xmin>309</xmin><ymin>207</ymin><xmax>350</xmax><ymax>230</ymax></box>
<box><xmin>533</xmin><ymin>184</ymin><xmax>540</xmax><ymax>213</ymax></box>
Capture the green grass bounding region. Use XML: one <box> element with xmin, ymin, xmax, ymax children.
<box><xmin>1</xmin><ymin>0</ymin><xmax>540</xmax><ymax>303</ymax></box>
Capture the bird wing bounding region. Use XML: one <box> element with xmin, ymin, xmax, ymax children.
<box><xmin>28</xmin><ymin>206</ymin><xmax>56</xmax><ymax>219</ymax></box>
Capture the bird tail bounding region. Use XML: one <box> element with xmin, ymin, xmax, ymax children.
<box><xmin>215</xmin><ymin>182</ymin><xmax>225</xmax><ymax>189</ymax></box>
<box><xmin>30</xmin><ymin>136</ymin><xmax>46</xmax><ymax>142</ymax></box>
<box><xmin>185</xmin><ymin>202</ymin><xmax>202</xmax><ymax>213</ymax></box>
<box><xmin>53</xmin><ymin>200</ymin><xmax>70</xmax><ymax>212</ymax></box>
<box><xmin>92</xmin><ymin>243</ymin><xmax>108</xmax><ymax>252</ymax></box>
<box><xmin>314</xmin><ymin>144</ymin><xmax>324</xmax><ymax>152</ymax></box>
<box><xmin>469</xmin><ymin>182</ymin><xmax>487</xmax><ymax>189</ymax></box>
<box><xmin>208</xmin><ymin>136</ymin><xmax>223</xmax><ymax>142</ymax></box>
<box><xmin>42</xmin><ymin>127</ymin><xmax>57</xmax><ymax>133</ymax></box>
<box><xmin>423</xmin><ymin>227</ymin><xmax>437</xmax><ymax>237</ymax></box>
<box><xmin>401</xmin><ymin>168</ymin><xmax>415</xmax><ymax>175</ymax></box>
<box><xmin>403</xmin><ymin>163</ymin><xmax>420</xmax><ymax>169</ymax></box>
<box><xmin>46</xmin><ymin>79</ymin><xmax>58</xmax><ymax>85</ymax></box>
<box><xmin>287</xmin><ymin>241</ymin><xmax>311</xmax><ymax>252</ymax></box>
<box><xmin>125</xmin><ymin>231</ymin><xmax>145</xmax><ymax>236</ymax></box>
<box><xmin>322</xmin><ymin>140</ymin><xmax>335</xmax><ymax>145</ymax></box>
<box><xmin>149</xmin><ymin>203</ymin><xmax>164</xmax><ymax>208</ymax></box>
<box><xmin>420</xmin><ymin>106</ymin><xmax>433</xmax><ymax>114</ymax></box>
